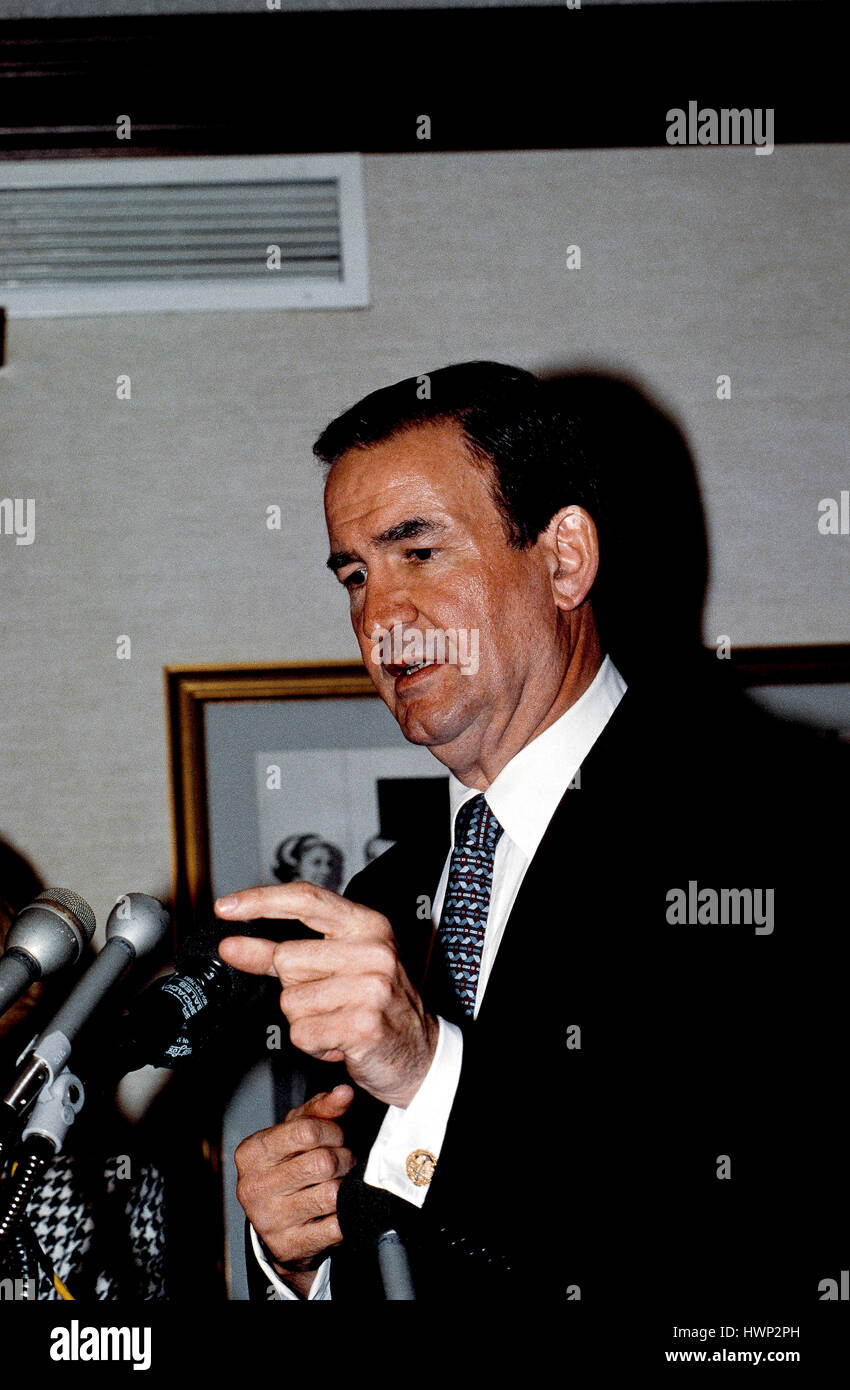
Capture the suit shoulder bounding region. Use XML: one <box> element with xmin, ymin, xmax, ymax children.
<box><xmin>344</xmin><ymin>841</ymin><xmax>415</xmax><ymax>909</ymax></box>
<box><xmin>344</xmin><ymin>835</ymin><xmax>446</xmax><ymax>975</ymax></box>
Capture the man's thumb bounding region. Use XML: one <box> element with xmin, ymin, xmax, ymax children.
<box><xmin>307</xmin><ymin>1084</ymin><xmax>355</xmax><ymax>1118</ymax></box>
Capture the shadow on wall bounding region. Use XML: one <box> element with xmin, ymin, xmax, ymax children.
<box><xmin>0</xmin><ymin>838</ymin><xmax>47</xmax><ymax>1048</ymax></box>
<box><xmin>0</xmin><ymin>838</ymin><xmax>45</xmax><ymax>927</ymax></box>
<box><xmin>538</xmin><ymin>367</ymin><xmax>710</xmax><ymax>690</ymax></box>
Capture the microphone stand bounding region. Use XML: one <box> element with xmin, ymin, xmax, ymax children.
<box><xmin>0</xmin><ymin>1029</ymin><xmax>71</xmax><ymax>1169</ymax></box>
<box><xmin>376</xmin><ymin>1229</ymin><xmax>416</xmax><ymax>1300</ymax></box>
<box><xmin>0</xmin><ymin>1065</ymin><xmax>85</xmax><ymax>1265</ymax></box>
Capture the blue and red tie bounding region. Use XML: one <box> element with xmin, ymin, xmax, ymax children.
<box><xmin>437</xmin><ymin>794</ymin><xmax>504</xmax><ymax>1017</ymax></box>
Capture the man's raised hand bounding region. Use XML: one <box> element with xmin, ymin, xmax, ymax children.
<box><xmin>216</xmin><ymin>882</ymin><xmax>438</xmax><ymax>1108</ymax></box>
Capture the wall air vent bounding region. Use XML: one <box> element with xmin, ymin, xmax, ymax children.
<box><xmin>0</xmin><ymin>155</ymin><xmax>369</xmax><ymax>317</ymax></box>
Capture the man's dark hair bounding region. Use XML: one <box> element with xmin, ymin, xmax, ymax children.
<box><xmin>314</xmin><ymin>360</ymin><xmax>711</xmax><ymax>683</ymax></box>
<box><xmin>313</xmin><ymin>361</ymin><xmax>604</xmax><ymax>549</ymax></box>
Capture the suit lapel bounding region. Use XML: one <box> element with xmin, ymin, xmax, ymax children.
<box><xmin>355</xmin><ymin>826</ymin><xmax>449</xmax><ymax>988</ymax></box>
<box><xmin>473</xmin><ymin>687</ymin><xmax>645</xmax><ymax>1033</ymax></box>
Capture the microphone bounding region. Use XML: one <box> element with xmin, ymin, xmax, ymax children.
<box><xmin>41</xmin><ymin>893</ymin><xmax>169</xmax><ymax>1051</ymax></box>
<box><xmin>0</xmin><ymin>894</ymin><xmax>169</xmax><ymax>1149</ymax></box>
<box><xmin>0</xmin><ymin>889</ymin><xmax>96</xmax><ymax>1017</ymax></box>
<box><xmin>113</xmin><ymin>914</ymin><xmax>306</xmax><ymax>1073</ymax></box>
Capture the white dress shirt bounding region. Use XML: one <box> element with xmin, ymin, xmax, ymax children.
<box><xmin>257</xmin><ymin>655</ymin><xmax>627</xmax><ymax>1298</ymax></box>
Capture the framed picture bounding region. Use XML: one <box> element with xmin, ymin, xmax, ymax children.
<box><xmin>165</xmin><ymin>660</ymin><xmax>451</xmax><ymax>932</ymax></box>
<box><xmin>163</xmin><ymin>645</ymin><xmax>850</xmax><ymax>1298</ymax></box>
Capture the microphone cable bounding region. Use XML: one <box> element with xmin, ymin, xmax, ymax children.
<box><xmin>0</xmin><ymin>1164</ymin><xmax>75</xmax><ymax>1300</ymax></box>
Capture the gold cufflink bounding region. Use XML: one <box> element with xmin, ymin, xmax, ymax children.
<box><xmin>405</xmin><ymin>1149</ymin><xmax>437</xmax><ymax>1186</ymax></box>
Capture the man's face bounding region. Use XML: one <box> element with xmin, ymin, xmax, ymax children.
<box><xmin>324</xmin><ymin>420</ymin><xmax>570</xmax><ymax>778</ymax></box>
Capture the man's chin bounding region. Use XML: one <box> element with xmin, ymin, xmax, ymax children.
<box><xmin>391</xmin><ymin>703</ymin><xmax>470</xmax><ymax>752</ymax></box>
<box><xmin>371</xmin><ymin>669</ymin><xmax>476</xmax><ymax>751</ymax></box>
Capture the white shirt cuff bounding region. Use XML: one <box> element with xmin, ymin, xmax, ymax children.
<box><xmin>250</xmin><ymin>1225</ymin><xmax>332</xmax><ymax>1301</ymax></box>
<box><xmin>363</xmin><ymin>1015</ymin><xmax>464</xmax><ymax>1208</ymax></box>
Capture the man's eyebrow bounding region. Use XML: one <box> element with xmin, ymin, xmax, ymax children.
<box><xmin>326</xmin><ymin>517</ymin><xmax>447</xmax><ymax>572</ymax></box>
<box><xmin>327</xmin><ymin>549</ymin><xmax>359</xmax><ymax>574</ymax></box>
<box><xmin>372</xmin><ymin>516</ymin><xmax>447</xmax><ymax>547</ymax></box>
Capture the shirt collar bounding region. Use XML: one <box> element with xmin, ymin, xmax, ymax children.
<box><xmin>448</xmin><ymin>655</ymin><xmax>627</xmax><ymax>859</ymax></box>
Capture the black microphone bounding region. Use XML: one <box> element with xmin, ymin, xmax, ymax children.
<box><xmin>113</xmin><ymin>915</ymin><xmax>315</xmax><ymax>1073</ymax></box>
<box><xmin>0</xmin><ymin>889</ymin><xmax>96</xmax><ymax>1017</ymax></box>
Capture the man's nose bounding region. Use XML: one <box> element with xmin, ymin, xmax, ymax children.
<box><xmin>360</xmin><ymin>572</ymin><xmax>419</xmax><ymax>646</ymax></box>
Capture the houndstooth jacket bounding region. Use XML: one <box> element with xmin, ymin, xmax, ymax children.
<box><xmin>22</xmin><ymin>1151</ymin><xmax>167</xmax><ymax>1300</ymax></box>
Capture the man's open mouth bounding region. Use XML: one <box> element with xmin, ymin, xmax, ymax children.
<box><xmin>385</xmin><ymin>661</ymin><xmax>440</xmax><ymax>679</ymax></box>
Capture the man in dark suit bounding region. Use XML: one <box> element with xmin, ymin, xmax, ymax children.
<box><xmin>216</xmin><ymin>364</ymin><xmax>847</xmax><ymax>1328</ymax></box>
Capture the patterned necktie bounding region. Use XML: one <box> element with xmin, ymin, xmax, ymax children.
<box><xmin>437</xmin><ymin>794</ymin><xmax>504</xmax><ymax>1017</ymax></box>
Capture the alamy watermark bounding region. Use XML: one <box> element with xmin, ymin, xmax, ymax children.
<box><xmin>371</xmin><ymin>623</ymin><xmax>480</xmax><ymax>676</ymax></box>
<box><xmin>50</xmin><ymin>1319</ymin><xmax>151</xmax><ymax>1371</ymax></box>
<box><xmin>0</xmin><ymin>1277</ymin><xmax>36</xmax><ymax>1300</ymax></box>
<box><xmin>818</xmin><ymin>490</ymin><xmax>849</xmax><ymax>534</ymax></box>
<box><xmin>666</xmin><ymin>881</ymin><xmax>774</xmax><ymax>935</ymax></box>
<box><xmin>0</xmin><ymin>497</ymin><xmax>35</xmax><ymax>546</ymax></box>
<box><xmin>666</xmin><ymin>103</ymin><xmax>774</xmax><ymax>155</ymax></box>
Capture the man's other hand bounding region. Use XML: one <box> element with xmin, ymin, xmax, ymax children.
<box><xmin>235</xmin><ymin>1085</ymin><xmax>355</xmax><ymax>1299</ymax></box>
<box><xmin>215</xmin><ymin>882</ymin><xmax>438</xmax><ymax>1108</ymax></box>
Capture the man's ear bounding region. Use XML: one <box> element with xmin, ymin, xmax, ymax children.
<box><xmin>544</xmin><ymin>505</ymin><xmax>599</xmax><ymax>611</ymax></box>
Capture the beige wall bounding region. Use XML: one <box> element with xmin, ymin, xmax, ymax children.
<box><xmin>1</xmin><ymin>146</ymin><xmax>847</xmax><ymax>932</ymax></box>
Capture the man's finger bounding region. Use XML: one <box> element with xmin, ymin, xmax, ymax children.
<box><xmin>268</xmin><ymin>1215</ymin><xmax>343</xmax><ymax>1267</ymax></box>
<box><xmin>290</xmin><ymin>1085</ymin><xmax>354</xmax><ymax>1122</ymax></box>
<box><xmin>218</xmin><ymin>935</ymin><xmax>396</xmax><ymax>985</ymax></box>
<box><xmin>280</xmin><ymin>972</ymin><xmax>394</xmax><ymax>1024</ymax></box>
<box><xmin>214</xmin><ymin>882</ymin><xmax>392</xmax><ymax>942</ymax></box>
<box><xmin>276</xmin><ymin>1146</ymin><xmax>356</xmax><ymax>1199</ymax></box>
<box><xmin>235</xmin><ymin>1088</ymin><xmax>354</xmax><ymax>1171</ymax></box>
<box><xmin>220</xmin><ymin>936</ymin><xmax>395</xmax><ymax>984</ymax></box>
<box><xmin>285</xmin><ymin>1004</ymin><xmax>379</xmax><ymax>1064</ymax></box>
<box><xmin>217</xmin><ymin>934</ymin><xmax>278</xmax><ymax>977</ymax></box>
<box><xmin>236</xmin><ymin>1116</ymin><xmax>345</xmax><ymax>1174</ymax></box>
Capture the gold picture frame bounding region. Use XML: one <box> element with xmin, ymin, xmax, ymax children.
<box><xmin>165</xmin><ymin>660</ymin><xmax>373</xmax><ymax>935</ymax></box>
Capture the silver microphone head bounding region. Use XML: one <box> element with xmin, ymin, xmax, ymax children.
<box><xmin>6</xmin><ymin>888</ymin><xmax>96</xmax><ymax>978</ymax></box>
<box><xmin>104</xmin><ymin>894</ymin><xmax>170</xmax><ymax>958</ymax></box>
